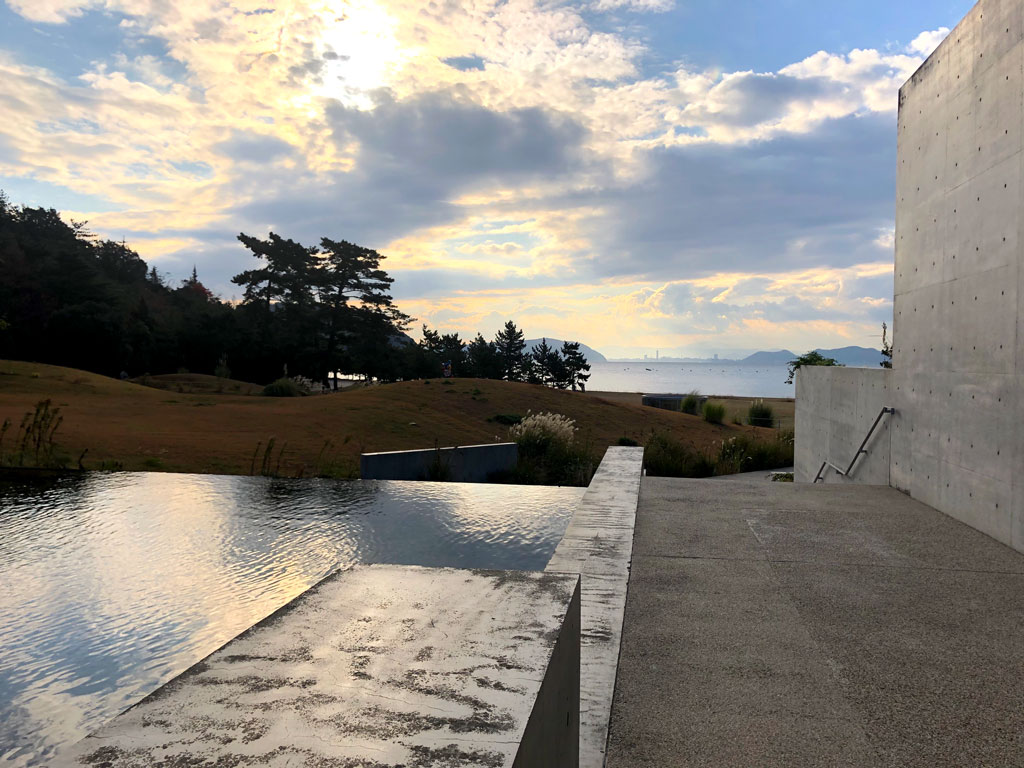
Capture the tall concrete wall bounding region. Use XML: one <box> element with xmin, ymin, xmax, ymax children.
<box><xmin>797</xmin><ymin>0</ymin><xmax>1024</xmax><ymax>553</ymax></box>
<box><xmin>794</xmin><ymin>367</ymin><xmax>892</xmax><ymax>485</ymax></box>
<box><xmin>893</xmin><ymin>0</ymin><xmax>1024</xmax><ymax>551</ymax></box>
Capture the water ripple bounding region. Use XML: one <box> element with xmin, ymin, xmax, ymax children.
<box><xmin>0</xmin><ymin>473</ymin><xmax>581</xmax><ymax>766</ymax></box>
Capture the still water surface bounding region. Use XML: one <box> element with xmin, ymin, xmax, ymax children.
<box><xmin>0</xmin><ymin>472</ymin><xmax>581</xmax><ymax>766</ymax></box>
<box><xmin>587</xmin><ymin>362</ymin><xmax>795</xmax><ymax>398</ymax></box>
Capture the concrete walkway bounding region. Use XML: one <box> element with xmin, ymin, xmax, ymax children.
<box><xmin>606</xmin><ymin>478</ymin><xmax>1024</xmax><ymax>767</ymax></box>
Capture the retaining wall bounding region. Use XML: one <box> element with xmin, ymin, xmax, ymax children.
<box><xmin>360</xmin><ymin>443</ymin><xmax>518</xmax><ymax>482</ymax></box>
<box><xmin>795</xmin><ymin>367</ymin><xmax>892</xmax><ymax>485</ymax></box>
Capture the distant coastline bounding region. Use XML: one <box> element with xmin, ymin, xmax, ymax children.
<box><xmin>607</xmin><ymin>345</ymin><xmax>884</xmax><ymax>368</ymax></box>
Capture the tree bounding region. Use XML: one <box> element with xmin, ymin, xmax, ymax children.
<box><xmin>531</xmin><ymin>338</ymin><xmax>557</xmax><ymax>385</ymax></box>
<box><xmin>439</xmin><ymin>332</ymin><xmax>466</xmax><ymax>376</ymax></box>
<box><xmin>561</xmin><ymin>341</ymin><xmax>591</xmax><ymax>391</ymax></box>
<box><xmin>786</xmin><ymin>350</ymin><xmax>842</xmax><ymax>384</ymax></box>
<box><xmin>315</xmin><ymin>237</ymin><xmax>409</xmax><ymax>386</ymax></box>
<box><xmin>419</xmin><ymin>324</ymin><xmax>443</xmax><ymax>355</ymax></box>
<box><xmin>232</xmin><ymin>232</ymin><xmax>318</xmax><ymax>310</ymax></box>
<box><xmin>494</xmin><ymin>320</ymin><xmax>527</xmax><ymax>381</ymax></box>
<box><xmin>880</xmin><ymin>322</ymin><xmax>893</xmax><ymax>369</ymax></box>
<box><xmin>466</xmin><ymin>333</ymin><xmax>501</xmax><ymax>379</ymax></box>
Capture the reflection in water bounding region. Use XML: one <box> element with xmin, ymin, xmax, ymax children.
<box><xmin>0</xmin><ymin>472</ymin><xmax>581</xmax><ymax>767</ymax></box>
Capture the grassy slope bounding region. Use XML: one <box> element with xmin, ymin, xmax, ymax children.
<box><xmin>0</xmin><ymin>360</ymin><xmax>778</xmax><ymax>476</ymax></box>
<box><xmin>129</xmin><ymin>373</ymin><xmax>265</xmax><ymax>396</ymax></box>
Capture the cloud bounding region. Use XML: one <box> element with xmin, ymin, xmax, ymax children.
<box><xmin>196</xmin><ymin>91</ymin><xmax>591</xmax><ymax>262</ymax></box>
<box><xmin>591</xmin><ymin>0</ymin><xmax>674</xmax><ymax>12</ymax></box>
<box><xmin>0</xmin><ymin>0</ymin><xmax>934</xmax><ymax>354</ymax></box>
<box><xmin>4</xmin><ymin>0</ymin><xmax>101</xmax><ymax>23</ymax></box>
<box><xmin>907</xmin><ymin>27</ymin><xmax>950</xmax><ymax>57</ymax></box>
<box><xmin>213</xmin><ymin>131</ymin><xmax>296</xmax><ymax>163</ymax></box>
<box><xmin>554</xmin><ymin>112</ymin><xmax>897</xmax><ymax>282</ymax></box>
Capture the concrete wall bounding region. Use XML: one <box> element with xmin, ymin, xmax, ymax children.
<box><xmin>795</xmin><ymin>367</ymin><xmax>892</xmax><ymax>485</ymax></box>
<box><xmin>796</xmin><ymin>0</ymin><xmax>1024</xmax><ymax>553</ymax></box>
<box><xmin>891</xmin><ymin>0</ymin><xmax>1024</xmax><ymax>551</ymax></box>
<box><xmin>361</xmin><ymin>443</ymin><xmax>518</xmax><ymax>482</ymax></box>
<box><xmin>547</xmin><ymin>446</ymin><xmax>644</xmax><ymax>768</ymax></box>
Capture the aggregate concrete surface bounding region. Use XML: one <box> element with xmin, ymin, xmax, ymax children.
<box><xmin>606</xmin><ymin>478</ymin><xmax>1024</xmax><ymax>767</ymax></box>
<box><xmin>55</xmin><ymin>565</ymin><xmax>580</xmax><ymax>768</ymax></box>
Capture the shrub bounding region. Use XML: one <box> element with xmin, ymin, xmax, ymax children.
<box><xmin>510</xmin><ymin>411</ymin><xmax>576</xmax><ymax>457</ymax></box>
<box><xmin>643</xmin><ymin>429</ymin><xmax>794</xmax><ymax>478</ymax></box>
<box><xmin>643</xmin><ymin>432</ymin><xmax>691</xmax><ymax>477</ymax></box>
<box><xmin>687</xmin><ymin>450</ymin><xmax>717</xmax><ymax>478</ymax></box>
<box><xmin>681</xmin><ymin>391</ymin><xmax>701</xmax><ymax>415</ymax></box>
<box><xmin>500</xmin><ymin>411</ymin><xmax>596</xmax><ymax>486</ymax></box>
<box><xmin>748</xmin><ymin>401</ymin><xmax>774</xmax><ymax>428</ymax></box>
<box><xmin>717</xmin><ymin>432</ymin><xmax>794</xmax><ymax>474</ymax></box>
<box><xmin>1</xmin><ymin>400</ymin><xmax>66</xmax><ymax>469</ymax></box>
<box><xmin>261</xmin><ymin>378</ymin><xmax>303</xmax><ymax>397</ymax></box>
<box><xmin>702</xmin><ymin>402</ymin><xmax>726</xmax><ymax>424</ymax></box>
<box><xmin>290</xmin><ymin>375</ymin><xmax>323</xmax><ymax>395</ymax></box>
<box><xmin>616</xmin><ymin>437</ymin><xmax>639</xmax><ymax>446</ymax></box>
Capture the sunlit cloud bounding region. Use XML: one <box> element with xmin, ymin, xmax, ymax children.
<box><xmin>0</xmin><ymin>0</ymin><xmax>948</xmax><ymax>355</ymax></box>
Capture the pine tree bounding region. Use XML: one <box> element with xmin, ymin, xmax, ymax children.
<box><xmin>561</xmin><ymin>341</ymin><xmax>591</xmax><ymax>391</ymax></box>
<box><xmin>466</xmin><ymin>334</ymin><xmax>501</xmax><ymax>379</ymax></box>
<box><xmin>532</xmin><ymin>338</ymin><xmax>554</xmax><ymax>384</ymax></box>
<box><xmin>494</xmin><ymin>320</ymin><xmax>527</xmax><ymax>381</ymax></box>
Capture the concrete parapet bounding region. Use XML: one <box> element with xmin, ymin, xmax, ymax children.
<box><xmin>55</xmin><ymin>565</ymin><xmax>580</xmax><ymax>768</ymax></box>
<box><xmin>360</xmin><ymin>442</ymin><xmax>518</xmax><ymax>482</ymax></box>
<box><xmin>547</xmin><ymin>446</ymin><xmax>644</xmax><ymax>768</ymax></box>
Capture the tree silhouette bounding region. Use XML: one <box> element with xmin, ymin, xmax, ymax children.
<box><xmin>561</xmin><ymin>341</ymin><xmax>591</xmax><ymax>391</ymax></box>
<box><xmin>466</xmin><ymin>333</ymin><xmax>501</xmax><ymax>379</ymax></box>
<box><xmin>494</xmin><ymin>321</ymin><xmax>527</xmax><ymax>381</ymax></box>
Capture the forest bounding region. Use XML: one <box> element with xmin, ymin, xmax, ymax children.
<box><xmin>0</xmin><ymin>192</ymin><xmax>590</xmax><ymax>390</ymax></box>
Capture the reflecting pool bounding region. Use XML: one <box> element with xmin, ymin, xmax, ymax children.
<box><xmin>0</xmin><ymin>472</ymin><xmax>581</xmax><ymax>766</ymax></box>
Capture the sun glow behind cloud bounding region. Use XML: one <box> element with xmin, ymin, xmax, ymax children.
<box><xmin>0</xmin><ymin>0</ymin><xmax>959</xmax><ymax>355</ymax></box>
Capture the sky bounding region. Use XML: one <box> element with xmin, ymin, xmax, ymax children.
<box><xmin>0</xmin><ymin>0</ymin><xmax>977</xmax><ymax>358</ymax></box>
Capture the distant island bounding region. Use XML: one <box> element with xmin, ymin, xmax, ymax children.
<box><xmin>525</xmin><ymin>339</ymin><xmax>608</xmax><ymax>364</ymax></box>
<box><xmin>608</xmin><ymin>346</ymin><xmax>884</xmax><ymax>367</ymax></box>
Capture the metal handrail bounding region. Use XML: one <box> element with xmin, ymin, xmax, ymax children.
<box><xmin>813</xmin><ymin>407</ymin><xmax>895</xmax><ymax>483</ymax></box>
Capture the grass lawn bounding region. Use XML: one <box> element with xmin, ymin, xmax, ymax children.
<box><xmin>0</xmin><ymin>360</ymin><xmax>782</xmax><ymax>477</ymax></box>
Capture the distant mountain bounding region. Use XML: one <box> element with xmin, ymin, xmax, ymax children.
<box><xmin>740</xmin><ymin>346</ymin><xmax>884</xmax><ymax>367</ymax></box>
<box><xmin>815</xmin><ymin>346</ymin><xmax>885</xmax><ymax>367</ymax></box>
<box><xmin>525</xmin><ymin>338</ymin><xmax>607</xmax><ymax>364</ymax></box>
<box><xmin>741</xmin><ymin>350</ymin><xmax>796</xmax><ymax>365</ymax></box>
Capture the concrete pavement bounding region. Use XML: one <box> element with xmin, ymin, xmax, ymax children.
<box><xmin>606</xmin><ymin>478</ymin><xmax>1024</xmax><ymax>767</ymax></box>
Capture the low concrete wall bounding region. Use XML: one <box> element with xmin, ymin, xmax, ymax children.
<box><xmin>547</xmin><ymin>446</ymin><xmax>644</xmax><ymax>768</ymax></box>
<box><xmin>361</xmin><ymin>442</ymin><xmax>518</xmax><ymax>482</ymax></box>
<box><xmin>57</xmin><ymin>565</ymin><xmax>581</xmax><ymax>768</ymax></box>
<box><xmin>795</xmin><ymin>367</ymin><xmax>892</xmax><ymax>485</ymax></box>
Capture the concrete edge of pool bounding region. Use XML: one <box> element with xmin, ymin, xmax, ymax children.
<box><xmin>546</xmin><ymin>446</ymin><xmax>644</xmax><ymax>768</ymax></box>
<box><xmin>53</xmin><ymin>446</ymin><xmax>645</xmax><ymax>768</ymax></box>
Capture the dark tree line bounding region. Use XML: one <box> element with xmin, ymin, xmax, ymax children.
<box><xmin>0</xmin><ymin>192</ymin><xmax>409</xmax><ymax>384</ymax></box>
<box><xmin>0</xmin><ymin>192</ymin><xmax>592</xmax><ymax>389</ymax></box>
<box><xmin>413</xmin><ymin>320</ymin><xmax>591</xmax><ymax>391</ymax></box>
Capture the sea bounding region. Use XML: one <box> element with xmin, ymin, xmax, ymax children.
<box><xmin>587</xmin><ymin>361</ymin><xmax>795</xmax><ymax>398</ymax></box>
